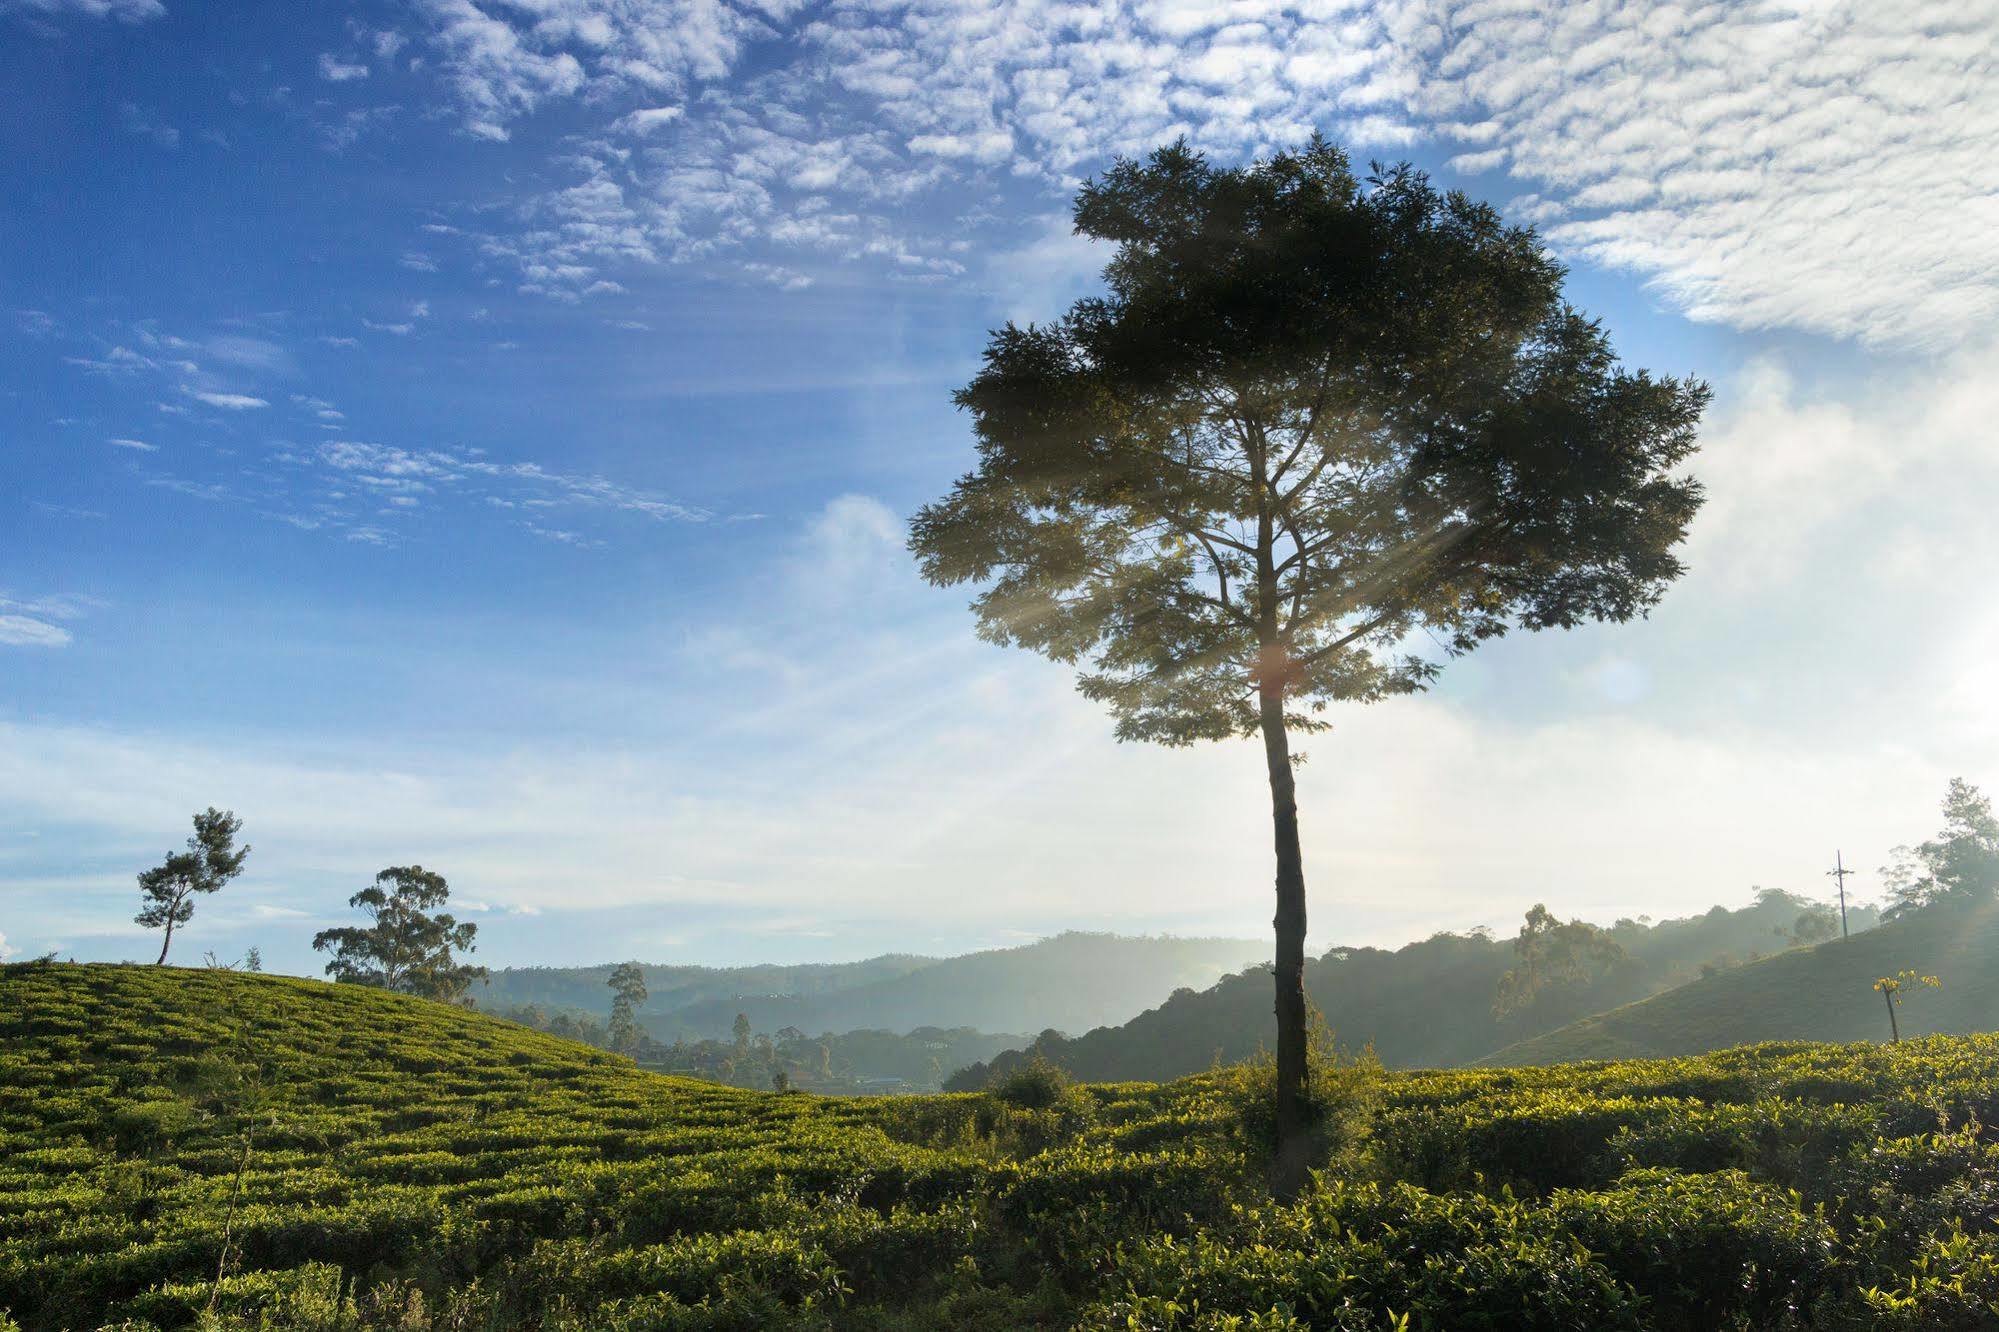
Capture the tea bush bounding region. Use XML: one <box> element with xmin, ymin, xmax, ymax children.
<box><xmin>6</xmin><ymin>963</ymin><xmax>1999</xmax><ymax>1329</ymax></box>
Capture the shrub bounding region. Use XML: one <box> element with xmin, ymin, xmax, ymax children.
<box><xmin>987</xmin><ymin>1055</ymin><xmax>1072</xmax><ymax>1110</ymax></box>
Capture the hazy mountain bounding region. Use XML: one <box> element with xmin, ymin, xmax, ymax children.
<box><xmin>478</xmin><ymin>954</ymin><xmax>935</xmax><ymax>1027</ymax></box>
<box><xmin>1484</xmin><ymin>902</ymin><xmax>1999</xmax><ymax>1065</ymax></box>
<box><xmin>949</xmin><ymin>892</ymin><xmax>1875</xmax><ymax>1087</ymax></box>
<box><xmin>479</xmin><ymin>931</ymin><xmax>1266</xmax><ymax>1042</ymax></box>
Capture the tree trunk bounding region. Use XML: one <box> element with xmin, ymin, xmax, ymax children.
<box><xmin>1885</xmin><ymin>991</ymin><xmax>1901</xmax><ymax>1044</ymax></box>
<box><xmin>155</xmin><ymin>918</ymin><xmax>175</xmax><ymax>966</ymax></box>
<box><xmin>1260</xmin><ymin>683</ymin><xmax>1311</xmax><ymax>1200</ymax></box>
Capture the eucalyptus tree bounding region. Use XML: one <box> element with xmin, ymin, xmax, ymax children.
<box><xmin>1882</xmin><ymin>778</ymin><xmax>1999</xmax><ymax>919</ymax></box>
<box><xmin>607</xmin><ymin>961</ymin><xmax>649</xmax><ymax>1051</ymax></box>
<box><xmin>135</xmin><ymin>807</ymin><xmax>250</xmax><ymax>966</ymax></box>
<box><xmin>312</xmin><ymin>865</ymin><xmax>487</xmax><ymax>1002</ymax></box>
<box><xmin>910</xmin><ymin>140</ymin><xmax>1707</xmax><ymax>1194</ymax></box>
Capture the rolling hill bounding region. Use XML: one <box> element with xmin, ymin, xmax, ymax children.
<box><xmin>7</xmin><ymin>961</ymin><xmax>1999</xmax><ymax>1329</ymax></box>
<box><xmin>480</xmin><ymin>930</ymin><xmax>1267</xmax><ymax>1041</ymax></box>
<box><xmin>1485</xmin><ymin>900</ymin><xmax>1999</xmax><ymax>1065</ymax></box>
<box><xmin>950</xmin><ymin>892</ymin><xmax>1879</xmax><ymax>1087</ymax></box>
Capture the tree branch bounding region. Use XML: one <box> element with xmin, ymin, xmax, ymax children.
<box><xmin>1293</xmin><ymin>608</ymin><xmax>1401</xmax><ymax>667</ymax></box>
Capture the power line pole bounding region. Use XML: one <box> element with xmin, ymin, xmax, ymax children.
<box><xmin>1827</xmin><ymin>850</ymin><xmax>1858</xmax><ymax>939</ymax></box>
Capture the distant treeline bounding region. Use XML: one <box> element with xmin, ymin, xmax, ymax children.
<box><xmin>952</xmin><ymin>890</ymin><xmax>1878</xmax><ymax>1089</ymax></box>
<box><xmin>487</xmin><ymin>1001</ymin><xmax>1021</xmax><ymax>1093</ymax></box>
<box><xmin>477</xmin><ymin>931</ymin><xmax>1265</xmax><ymax>1043</ymax></box>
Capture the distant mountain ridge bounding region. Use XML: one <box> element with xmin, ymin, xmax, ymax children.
<box><xmin>1483</xmin><ymin>902</ymin><xmax>1999</xmax><ymax>1065</ymax></box>
<box><xmin>949</xmin><ymin>893</ymin><xmax>1881</xmax><ymax>1088</ymax></box>
<box><xmin>479</xmin><ymin>931</ymin><xmax>1266</xmax><ymax>1042</ymax></box>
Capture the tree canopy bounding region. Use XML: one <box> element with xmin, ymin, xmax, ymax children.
<box><xmin>134</xmin><ymin>807</ymin><xmax>250</xmax><ymax>966</ymax></box>
<box><xmin>607</xmin><ymin>961</ymin><xmax>648</xmax><ymax>1051</ymax></box>
<box><xmin>913</xmin><ymin>138</ymin><xmax>1707</xmax><ymax>748</ymax></box>
<box><xmin>312</xmin><ymin>865</ymin><xmax>487</xmax><ymax>1001</ymax></box>
<box><xmin>1883</xmin><ymin>778</ymin><xmax>1999</xmax><ymax>918</ymax></box>
<box><xmin>1493</xmin><ymin>904</ymin><xmax>1630</xmax><ymax>1019</ymax></box>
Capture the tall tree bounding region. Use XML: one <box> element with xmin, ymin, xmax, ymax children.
<box><xmin>910</xmin><ymin>140</ymin><xmax>1706</xmax><ymax>1194</ymax></box>
<box><xmin>1493</xmin><ymin>904</ymin><xmax>1630</xmax><ymax>1018</ymax></box>
<box><xmin>134</xmin><ymin>808</ymin><xmax>250</xmax><ymax>966</ymax></box>
<box><xmin>607</xmin><ymin>961</ymin><xmax>648</xmax><ymax>1051</ymax></box>
<box><xmin>312</xmin><ymin>866</ymin><xmax>487</xmax><ymax>1001</ymax></box>
<box><xmin>1882</xmin><ymin>779</ymin><xmax>1999</xmax><ymax>919</ymax></box>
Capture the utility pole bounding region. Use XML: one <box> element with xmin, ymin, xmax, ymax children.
<box><xmin>1827</xmin><ymin>850</ymin><xmax>1858</xmax><ymax>939</ymax></box>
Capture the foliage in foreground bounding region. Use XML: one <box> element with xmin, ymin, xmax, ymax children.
<box><xmin>7</xmin><ymin>964</ymin><xmax>1999</xmax><ymax>1330</ymax></box>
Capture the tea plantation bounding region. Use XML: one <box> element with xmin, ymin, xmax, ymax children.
<box><xmin>6</xmin><ymin>964</ymin><xmax>1999</xmax><ymax>1330</ymax></box>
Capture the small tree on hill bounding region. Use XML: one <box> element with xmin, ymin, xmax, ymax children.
<box><xmin>607</xmin><ymin>962</ymin><xmax>648</xmax><ymax>1051</ymax></box>
<box><xmin>312</xmin><ymin>866</ymin><xmax>487</xmax><ymax>1001</ymax></box>
<box><xmin>1883</xmin><ymin>779</ymin><xmax>1999</xmax><ymax>919</ymax></box>
<box><xmin>135</xmin><ymin>808</ymin><xmax>250</xmax><ymax>966</ymax></box>
<box><xmin>911</xmin><ymin>140</ymin><xmax>1707</xmax><ymax>1194</ymax></box>
<box><xmin>1873</xmin><ymin>970</ymin><xmax>1942</xmax><ymax>1043</ymax></box>
<box><xmin>1493</xmin><ymin>905</ymin><xmax>1630</xmax><ymax>1019</ymax></box>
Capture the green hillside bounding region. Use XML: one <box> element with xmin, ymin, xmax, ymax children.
<box><xmin>951</xmin><ymin>892</ymin><xmax>1869</xmax><ymax>1087</ymax></box>
<box><xmin>480</xmin><ymin>932</ymin><xmax>1267</xmax><ymax>1042</ymax></box>
<box><xmin>1486</xmin><ymin>901</ymin><xmax>1999</xmax><ymax>1065</ymax></box>
<box><xmin>10</xmin><ymin>962</ymin><xmax>1999</xmax><ymax>1329</ymax></box>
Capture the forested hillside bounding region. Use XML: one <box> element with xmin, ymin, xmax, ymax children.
<box><xmin>480</xmin><ymin>931</ymin><xmax>1265</xmax><ymax>1041</ymax></box>
<box><xmin>952</xmin><ymin>891</ymin><xmax>1875</xmax><ymax>1088</ymax></box>
<box><xmin>1489</xmin><ymin>900</ymin><xmax>1999</xmax><ymax>1064</ymax></box>
<box><xmin>8</xmin><ymin>962</ymin><xmax>1999</xmax><ymax>1329</ymax></box>
<box><xmin>476</xmin><ymin>954</ymin><xmax>936</xmax><ymax>1029</ymax></box>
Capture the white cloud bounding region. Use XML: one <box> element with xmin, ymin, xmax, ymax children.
<box><xmin>298</xmin><ymin>437</ymin><xmax>710</xmax><ymax>538</ymax></box>
<box><xmin>984</xmin><ymin>212</ymin><xmax>1111</xmax><ymax>324</ymax></box>
<box><xmin>794</xmin><ymin>494</ymin><xmax>904</xmax><ymax>594</ymax></box>
<box><xmin>7</xmin><ymin>0</ymin><xmax>162</xmax><ymax>21</ymax></box>
<box><xmin>318</xmin><ymin>52</ymin><xmax>371</xmax><ymax>82</ymax></box>
<box><xmin>0</xmin><ymin>616</ymin><xmax>71</xmax><ymax>648</ymax></box>
<box><xmin>1687</xmin><ymin>343</ymin><xmax>1999</xmax><ymax>586</ymax></box>
<box><xmin>67</xmin><ymin>346</ymin><xmax>153</xmax><ymax>373</ymax></box>
<box><xmin>907</xmin><ymin>129</ymin><xmax>1014</xmax><ymax>163</ymax></box>
<box><xmin>1398</xmin><ymin>0</ymin><xmax>1999</xmax><ymax>347</ymax></box>
<box><xmin>0</xmin><ymin>932</ymin><xmax>14</xmax><ymax>962</ymax></box>
<box><xmin>613</xmin><ymin>105</ymin><xmax>683</xmax><ymax>134</ymax></box>
<box><xmin>0</xmin><ymin>594</ymin><xmax>94</xmax><ymax>651</ymax></box>
<box><xmin>107</xmin><ymin>437</ymin><xmax>157</xmax><ymax>451</ymax></box>
<box><xmin>249</xmin><ymin>903</ymin><xmax>311</xmax><ymax>920</ymax></box>
<box><xmin>199</xmin><ymin>334</ymin><xmax>291</xmax><ymax>372</ymax></box>
<box><xmin>117</xmin><ymin>101</ymin><xmax>178</xmax><ymax>148</ymax></box>
<box><xmin>185</xmin><ymin>389</ymin><xmax>269</xmax><ymax>410</ymax></box>
<box><xmin>382</xmin><ymin>0</ymin><xmax>1998</xmax><ymax>347</ymax></box>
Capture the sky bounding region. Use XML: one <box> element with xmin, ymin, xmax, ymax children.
<box><xmin>2</xmin><ymin>0</ymin><xmax>1997</xmax><ymax>975</ymax></box>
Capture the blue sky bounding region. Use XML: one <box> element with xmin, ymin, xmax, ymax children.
<box><xmin>3</xmin><ymin>0</ymin><xmax>1996</xmax><ymax>974</ymax></box>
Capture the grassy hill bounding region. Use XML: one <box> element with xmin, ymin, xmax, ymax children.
<box><xmin>479</xmin><ymin>931</ymin><xmax>1266</xmax><ymax>1042</ymax></box>
<box><xmin>1485</xmin><ymin>901</ymin><xmax>1999</xmax><ymax>1065</ymax></box>
<box><xmin>951</xmin><ymin>892</ymin><xmax>1869</xmax><ymax>1088</ymax></box>
<box><xmin>10</xmin><ymin>962</ymin><xmax>1999</xmax><ymax>1329</ymax></box>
